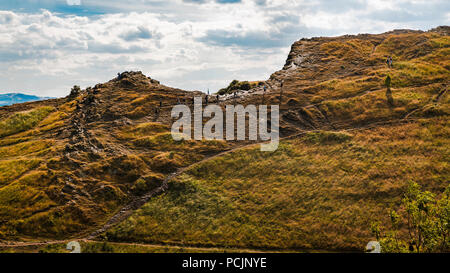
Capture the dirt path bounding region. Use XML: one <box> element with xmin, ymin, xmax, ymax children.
<box><xmin>0</xmin><ymin>238</ymin><xmax>341</xmax><ymax>253</ymax></box>
<box><xmin>87</xmin><ymin>115</ymin><xmax>421</xmax><ymax>240</ymax></box>
<box><xmin>86</xmin><ymin>141</ymin><xmax>268</xmax><ymax>239</ymax></box>
<box><xmin>0</xmin><ymin>80</ymin><xmax>428</xmax><ymax>250</ymax></box>
<box><xmin>0</xmin><ymin>240</ymin><xmax>66</xmax><ymax>248</ymax></box>
<box><xmin>0</xmin><ymin>116</ymin><xmax>421</xmax><ymax>251</ymax></box>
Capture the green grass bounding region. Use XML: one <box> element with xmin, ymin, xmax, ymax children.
<box><xmin>0</xmin><ymin>181</ymin><xmax>55</xmax><ymax>219</ymax></box>
<box><xmin>0</xmin><ymin>107</ymin><xmax>54</xmax><ymax>138</ymax></box>
<box><xmin>320</xmin><ymin>39</ymin><xmax>373</xmax><ymax>60</ymax></box>
<box><xmin>133</xmin><ymin>132</ymin><xmax>228</xmax><ymax>152</ymax></box>
<box><xmin>106</xmin><ymin>118</ymin><xmax>449</xmax><ymax>251</ymax></box>
<box><xmin>0</xmin><ymin>159</ymin><xmax>41</xmax><ymax>185</ymax></box>
<box><xmin>0</xmin><ymin>140</ymin><xmax>53</xmax><ymax>159</ymax></box>
<box><xmin>0</xmin><ymin>241</ymin><xmax>280</xmax><ymax>253</ymax></box>
<box><xmin>217</xmin><ymin>80</ymin><xmax>263</xmax><ymax>95</ymax></box>
<box><xmin>304</xmin><ymin>131</ymin><xmax>353</xmax><ymax>144</ymax></box>
<box><xmin>0</xmin><ymin>30</ymin><xmax>448</xmax><ymax>247</ymax></box>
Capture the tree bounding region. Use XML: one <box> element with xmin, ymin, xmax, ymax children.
<box><xmin>371</xmin><ymin>182</ymin><xmax>450</xmax><ymax>253</ymax></box>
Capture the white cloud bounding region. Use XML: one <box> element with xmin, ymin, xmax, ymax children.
<box><xmin>0</xmin><ymin>1</ymin><xmax>448</xmax><ymax>97</ymax></box>
<box><xmin>67</xmin><ymin>0</ymin><xmax>81</xmax><ymax>6</ymax></box>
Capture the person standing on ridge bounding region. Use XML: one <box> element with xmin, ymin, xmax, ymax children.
<box><xmin>262</xmin><ymin>85</ymin><xmax>267</xmax><ymax>104</ymax></box>
<box><xmin>279</xmin><ymin>81</ymin><xmax>284</xmax><ymax>104</ymax></box>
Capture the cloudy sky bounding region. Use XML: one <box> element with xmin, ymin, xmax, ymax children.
<box><xmin>0</xmin><ymin>0</ymin><xmax>448</xmax><ymax>97</ymax></box>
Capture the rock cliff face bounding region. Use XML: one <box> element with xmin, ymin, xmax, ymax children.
<box><xmin>231</xmin><ymin>27</ymin><xmax>448</xmax><ymax>135</ymax></box>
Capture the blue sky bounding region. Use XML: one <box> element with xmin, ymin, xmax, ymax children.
<box><xmin>0</xmin><ymin>0</ymin><xmax>448</xmax><ymax>97</ymax></box>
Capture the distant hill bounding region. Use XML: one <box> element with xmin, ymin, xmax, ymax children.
<box><xmin>0</xmin><ymin>93</ymin><xmax>53</xmax><ymax>106</ymax></box>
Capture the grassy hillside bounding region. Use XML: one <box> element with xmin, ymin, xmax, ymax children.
<box><xmin>105</xmin><ymin>117</ymin><xmax>449</xmax><ymax>250</ymax></box>
<box><xmin>0</xmin><ymin>28</ymin><xmax>448</xmax><ymax>252</ymax></box>
<box><xmin>0</xmin><ymin>72</ymin><xmax>235</xmax><ymax>240</ymax></box>
<box><xmin>102</xmin><ymin>28</ymin><xmax>449</xmax><ymax>251</ymax></box>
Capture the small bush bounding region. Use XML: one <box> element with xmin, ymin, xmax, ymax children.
<box><xmin>217</xmin><ymin>80</ymin><xmax>261</xmax><ymax>95</ymax></box>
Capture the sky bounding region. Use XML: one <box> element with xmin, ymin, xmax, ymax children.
<box><xmin>0</xmin><ymin>0</ymin><xmax>448</xmax><ymax>97</ymax></box>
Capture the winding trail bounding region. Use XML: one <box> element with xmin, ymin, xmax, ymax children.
<box><xmin>0</xmin><ymin>238</ymin><xmax>344</xmax><ymax>253</ymax></box>
<box><xmin>83</xmin><ymin>114</ymin><xmax>423</xmax><ymax>240</ymax></box>
<box><xmin>0</xmin><ymin>115</ymin><xmax>422</xmax><ymax>251</ymax></box>
<box><xmin>0</xmin><ymin>81</ymin><xmax>437</xmax><ymax>250</ymax></box>
<box><xmin>86</xmin><ymin>141</ymin><xmax>269</xmax><ymax>240</ymax></box>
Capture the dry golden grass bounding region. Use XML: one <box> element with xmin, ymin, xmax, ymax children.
<box><xmin>0</xmin><ymin>140</ymin><xmax>53</xmax><ymax>159</ymax></box>
<box><xmin>106</xmin><ymin>117</ymin><xmax>449</xmax><ymax>251</ymax></box>
<box><xmin>0</xmin><ymin>30</ymin><xmax>448</xmax><ymax>249</ymax></box>
<box><xmin>0</xmin><ymin>107</ymin><xmax>54</xmax><ymax>138</ymax></box>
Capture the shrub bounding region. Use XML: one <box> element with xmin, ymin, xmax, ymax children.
<box><xmin>217</xmin><ymin>80</ymin><xmax>260</xmax><ymax>95</ymax></box>
<box><xmin>371</xmin><ymin>182</ymin><xmax>450</xmax><ymax>253</ymax></box>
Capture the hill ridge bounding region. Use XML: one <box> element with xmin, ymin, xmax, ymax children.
<box><xmin>0</xmin><ymin>27</ymin><xmax>448</xmax><ymax>252</ymax></box>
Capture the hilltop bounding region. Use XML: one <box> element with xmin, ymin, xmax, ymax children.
<box><xmin>0</xmin><ymin>27</ymin><xmax>448</xmax><ymax>252</ymax></box>
<box><xmin>102</xmin><ymin>27</ymin><xmax>449</xmax><ymax>251</ymax></box>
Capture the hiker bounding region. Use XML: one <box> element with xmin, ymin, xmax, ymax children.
<box><xmin>117</xmin><ymin>72</ymin><xmax>121</xmax><ymax>80</ymax></box>
<box><xmin>216</xmin><ymin>94</ymin><xmax>220</xmax><ymax>102</ymax></box>
<box><xmin>205</xmin><ymin>95</ymin><xmax>209</xmax><ymax>105</ymax></box>
<box><xmin>279</xmin><ymin>81</ymin><xmax>284</xmax><ymax>104</ymax></box>
<box><xmin>263</xmin><ymin>85</ymin><xmax>267</xmax><ymax>92</ymax></box>
<box><xmin>386</xmin><ymin>56</ymin><xmax>393</xmax><ymax>68</ymax></box>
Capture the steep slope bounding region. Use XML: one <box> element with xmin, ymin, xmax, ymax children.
<box><xmin>0</xmin><ymin>72</ymin><xmax>233</xmax><ymax>240</ymax></box>
<box><xmin>234</xmin><ymin>27</ymin><xmax>449</xmax><ymax>135</ymax></box>
<box><xmin>104</xmin><ymin>27</ymin><xmax>449</xmax><ymax>251</ymax></box>
<box><xmin>0</xmin><ymin>27</ymin><xmax>448</xmax><ymax>252</ymax></box>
